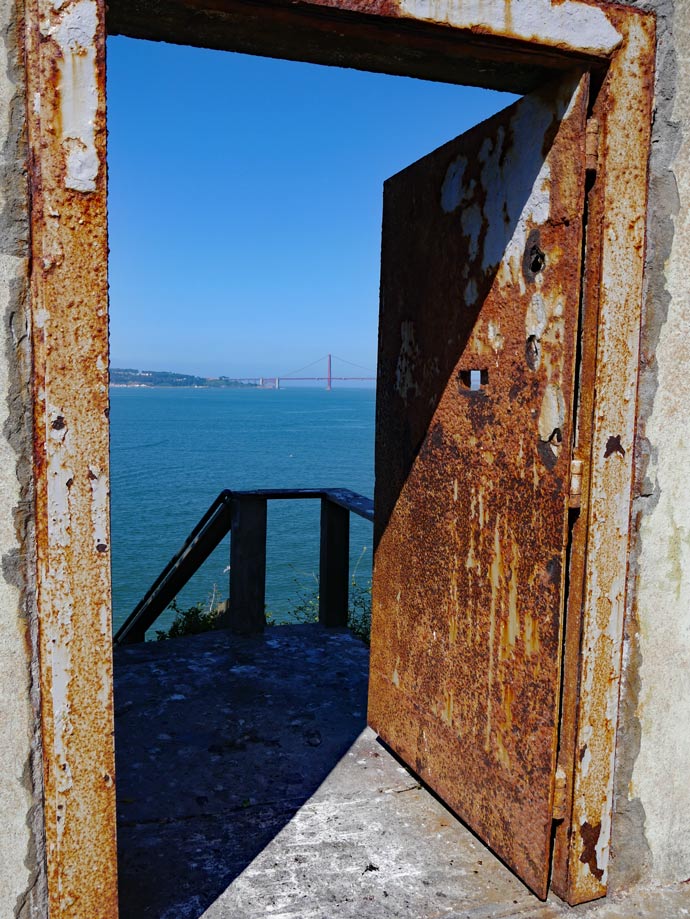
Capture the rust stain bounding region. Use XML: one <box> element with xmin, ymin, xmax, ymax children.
<box><xmin>369</xmin><ymin>73</ymin><xmax>590</xmax><ymax>899</ymax></box>
<box><xmin>604</xmin><ymin>434</ymin><xmax>625</xmax><ymax>458</ymax></box>
<box><xmin>25</xmin><ymin>0</ymin><xmax>118</xmax><ymax>915</ymax></box>
<box><xmin>579</xmin><ymin>821</ymin><xmax>604</xmax><ymax>882</ymax></box>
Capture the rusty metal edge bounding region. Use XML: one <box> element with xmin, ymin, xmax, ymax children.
<box><xmin>25</xmin><ymin>0</ymin><xmax>119</xmax><ymax>915</ymax></box>
<box><xmin>551</xmin><ymin>107</ymin><xmax>604</xmax><ymax>900</ymax></box>
<box><xmin>105</xmin><ymin>0</ymin><xmax>621</xmax><ymax>99</ymax></box>
<box><xmin>551</xmin><ymin>6</ymin><xmax>656</xmax><ymax>905</ymax></box>
<box><xmin>107</xmin><ymin>0</ymin><xmax>623</xmax><ymax>61</ymax></box>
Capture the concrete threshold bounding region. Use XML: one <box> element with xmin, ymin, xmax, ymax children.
<box><xmin>114</xmin><ymin>625</ymin><xmax>688</xmax><ymax>919</ymax></box>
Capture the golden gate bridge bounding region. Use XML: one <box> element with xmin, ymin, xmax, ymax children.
<box><xmin>239</xmin><ymin>354</ymin><xmax>375</xmax><ymax>390</ymax></box>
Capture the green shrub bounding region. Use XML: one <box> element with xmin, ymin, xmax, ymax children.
<box><xmin>348</xmin><ymin>577</ymin><xmax>372</xmax><ymax>645</ymax></box>
<box><xmin>156</xmin><ymin>548</ymin><xmax>372</xmax><ymax>643</ymax></box>
<box><xmin>155</xmin><ymin>597</ymin><xmax>225</xmax><ymax>640</ymax></box>
<box><xmin>266</xmin><ymin>571</ymin><xmax>319</xmax><ymax>626</ymax></box>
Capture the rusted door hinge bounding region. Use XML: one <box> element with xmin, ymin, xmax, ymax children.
<box><xmin>586</xmin><ymin>118</ymin><xmax>600</xmax><ymax>174</ymax></box>
<box><xmin>569</xmin><ymin>458</ymin><xmax>584</xmax><ymax>509</ymax></box>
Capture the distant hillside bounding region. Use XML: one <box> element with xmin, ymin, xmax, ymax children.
<box><xmin>110</xmin><ymin>368</ymin><xmax>257</xmax><ymax>388</ymax></box>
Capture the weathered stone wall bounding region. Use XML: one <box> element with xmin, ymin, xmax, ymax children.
<box><xmin>0</xmin><ymin>0</ymin><xmax>46</xmax><ymax>915</ymax></box>
<box><xmin>612</xmin><ymin>0</ymin><xmax>690</xmax><ymax>893</ymax></box>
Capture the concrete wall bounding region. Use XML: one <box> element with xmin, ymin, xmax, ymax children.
<box><xmin>0</xmin><ymin>0</ymin><xmax>46</xmax><ymax>915</ymax></box>
<box><xmin>612</xmin><ymin>0</ymin><xmax>690</xmax><ymax>893</ymax></box>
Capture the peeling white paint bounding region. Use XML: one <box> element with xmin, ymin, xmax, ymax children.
<box><xmin>526</xmin><ymin>293</ymin><xmax>547</xmax><ymax>340</ymax></box>
<box><xmin>64</xmin><ymin>139</ymin><xmax>99</xmax><ymax>194</ymax></box>
<box><xmin>538</xmin><ymin>383</ymin><xmax>565</xmax><ymax>443</ymax></box>
<box><xmin>464</xmin><ymin>277</ymin><xmax>478</xmax><ymax>306</ymax></box>
<box><xmin>500</xmin><ymin>161</ymin><xmax>551</xmax><ymax>291</ymax></box>
<box><xmin>397</xmin><ymin>0</ymin><xmax>621</xmax><ymax>57</ymax></box>
<box><xmin>46</xmin><ymin>554</ymin><xmax>76</xmax><ymax>847</ymax></box>
<box><xmin>51</xmin><ymin>0</ymin><xmax>100</xmax><ymax>192</ymax></box>
<box><xmin>461</xmin><ymin>204</ymin><xmax>482</xmax><ymax>262</ymax></box>
<box><xmin>88</xmin><ymin>464</ymin><xmax>108</xmax><ymax>551</ymax></box>
<box><xmin>46</xmin><ymin>429</ymin><xmax>72</xmax><ymax>548</ymax></box>
<box><xmin>395</xmin><ymin>320</ymin><xmax>421</xmax><ymax>403</ymax></box>
<box><xmin>580</xmin><ymin>742</ymin><xmax>592</xmax><ymax>779</ymax></box>
<box><xmin>441</xmin><ymin>156</ymin><xmax>470</xmax><ymax>213</ymax></box>
<box><xmin>487</xmin><ymin>320</ymin><xmax>504</xmax><ymax>353</ymax></box>
<box><xmin>452</xmin><ymin>81</ymin><xmax>576</xmax><ymax>304</ymax></box>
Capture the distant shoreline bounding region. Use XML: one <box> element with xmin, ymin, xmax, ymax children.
<box><xmin>109</xmin><ymin>383</ymin><xmax>262</xmax><ymax>389</ymax></box>
<box><xmin>109</xmin><ymin>383</ymin><xmax>376</xmax><ymax>390</ymax></box>
<box><xmin>110</xmin><ymin>368</ymin><xmax>260</xmax><ymax>389</ymax></box>
<box><xmin>110</xmin><ymin>369</ymin><xmax>376</xmax><ymax>390</ymax></box>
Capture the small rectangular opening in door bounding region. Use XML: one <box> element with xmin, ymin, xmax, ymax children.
<box><xmin>457</xmin><ymin>368</ymin><xmax>489</xmax><ymax>391</ymax></box>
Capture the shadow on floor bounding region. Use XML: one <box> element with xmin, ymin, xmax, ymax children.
<box><xmin>114</xmin><ymin>624</ymin><xmax>369</xmax><ymax>919</ymax></box>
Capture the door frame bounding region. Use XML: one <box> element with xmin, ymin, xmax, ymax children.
<box><xmin>23</xmin><ymin>1</ymin><xmax>654</xmax><ymax>914</ymax></box>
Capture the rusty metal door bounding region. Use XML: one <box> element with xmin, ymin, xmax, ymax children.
<box><xmin>369</xmin><ymin>74</ymin><xmax>589</xmax><ymax>899</ymax></box>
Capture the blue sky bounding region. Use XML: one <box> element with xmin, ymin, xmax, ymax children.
<box><xmin>106</xmin><ymin>38</ymin><xmax>516</xmax><ymax>380</ymax></box>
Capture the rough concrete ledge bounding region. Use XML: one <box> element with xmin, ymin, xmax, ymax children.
<box><xmin>0</xmin><ymin>0</ymin><xmax>45</xmax><ymax>914</ymax></box>
<box><xmin>114</xmin><ymin>625</ymin><xmax>690</xmax><ymax>919</ymax></box>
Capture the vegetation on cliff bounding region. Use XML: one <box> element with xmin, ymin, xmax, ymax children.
<box><xmin>111</xmin><ymin>368</ymin><xmax>257</xmax><ymax>388</ymax></box>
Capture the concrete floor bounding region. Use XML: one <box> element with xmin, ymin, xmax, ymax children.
<box><xmin>114</xmin><ymin>625</ymin><xmax>689</xmax><ymax>919</ymax></box>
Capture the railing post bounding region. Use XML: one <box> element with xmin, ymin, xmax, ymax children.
<box><xmin>319</xmin><ymin>498</ymin><xmax>350</xmax><ymax>627</ymax></box>
<box><xmin>229</xmin><ymin>495</ymin><xmax>267</xmax><ymax>634</ymax></box>
<box><xmin>125</xmin><ymin>623</ymin><xmax>147</xmax><ymax>644</ymax></box>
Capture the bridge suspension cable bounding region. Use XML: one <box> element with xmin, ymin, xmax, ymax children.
<box><xmin>281</xmin><ymin>355</ymin><xmax>329</xmax><ymax>378</ymax></box>
<box><xmin>331</xmin><ymin>354</ymin><xmax>375</xmax><ymax>374</ymax></box>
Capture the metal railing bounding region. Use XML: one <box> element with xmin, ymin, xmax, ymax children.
<box><xmin>114</xmin><ymin>488</ymin><xmax>374</xmax><ymax>645</ymax></box>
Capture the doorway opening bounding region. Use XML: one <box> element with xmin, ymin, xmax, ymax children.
<box><xmin>106</xmin><ymin>38</ymin><xmax>516</xmax><ymax>639</ymax></box>
<box><xmin>107</xmin><ymin>39</ymin><xmax>520</xmax><ymax>917</ymax></box>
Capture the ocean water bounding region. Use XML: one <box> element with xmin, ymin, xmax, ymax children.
<box><xmin>109</xmin><ymin>387</ymin><xmax>375</xmax><ymax>635</ymax></box>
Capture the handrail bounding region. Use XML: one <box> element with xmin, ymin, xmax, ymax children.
<box><xmin>114</xmin><ymin>487</ymin><xmax>373</xmax><ymax>644</ymax></box>
<box><xmin>114</xmin><ymin>490</ymin><xmax>234</xmax><ymax>644</ymax></box>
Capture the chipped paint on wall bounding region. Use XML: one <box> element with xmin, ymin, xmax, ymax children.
<box><xmin>630</xmin><ymin>0</ymin><xmax>690</xmax><ymax>885</ymax></box>
<box><xmin>397</xmin><ymin>0</ymin><xmax>622</xmax><ymax>56</ymax></box>
<box><xmin>49</xmin><ymin>0</ymin><xmax>100</xmax><ymax>192</ymax></box>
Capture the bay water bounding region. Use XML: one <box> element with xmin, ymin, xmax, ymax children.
<box><xmin>109</xmin><ymin>386</ymin><xmax>375</xmax><ymax>636</ymax></box>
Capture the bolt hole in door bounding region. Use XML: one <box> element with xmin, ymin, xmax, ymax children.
<box><xmin>529</xmin><ymin>245</ymin><xmax>546</xmax><ymax>274</ymax></box>
<box><xmin>522</xmin><ymin>230</ymin><xmax>547</xmax><ymax>283</ymax></box>
<box><xmin>458</xmin><ymin>369</ymin><xmax>489</xmax><ymax>392</ymax></box>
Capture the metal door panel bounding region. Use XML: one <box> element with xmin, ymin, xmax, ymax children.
<box><xmin>369</xmin><ymin>74</ymin><xmax>589</xmax><ymax>899</ymax></box>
